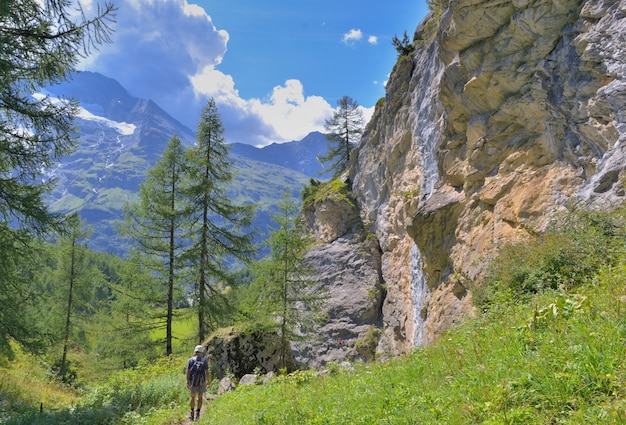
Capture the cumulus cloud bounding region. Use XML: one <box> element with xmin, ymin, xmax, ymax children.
<box><xmin>342</xmin><ymin>28</ymin><xmax>363</xmax><ymax>45</ymax></box>
<box><xmin>249</xmin><ymin>80</ymin><xmax>332</xmax><ymax>143</ymax></box>
<box><xmin>192</xmin><ymin>69</ymin><xmax>333</xmax><ymax>146</ymax></box>
<box><xmin>82</xmin><ymin>0</ymin><xmax>333</xmax><ymax>146</ymax></box>
<box><xmin>368</xmin><ymin>35</ymin><xmax>378</xmax><ymax>45</ymax></box>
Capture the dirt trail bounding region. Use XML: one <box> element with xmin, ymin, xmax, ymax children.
<box><xmin>179</xmin><ymin>394</ymin><xmax>216</xmax><ymax>424</ymax></box>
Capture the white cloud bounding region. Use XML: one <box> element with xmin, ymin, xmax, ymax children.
<box><xmin>191</xmin><ymin>66</ymin><xmax>241</xmax><ymax>105</ymax></box>
<box><xmin>84</xmin><ymin>0</ymin><xmax>228</xmax><ymax>127</ymax></box>
<box><xmin>83</xmin><ymin>0</ymin><xmax>334</xmax><ymax>146</ymax></box>
<box><xmin>192</xmin><ymin>69</ymin><xmax>333</xmax><ymax>146</ymax></box>
<box><xmin>249</xmin><ymin>80</ymin><xmax>332</xmax><ymax>143</ymax></box>
<box><xmin>368</xmin><ymin>35</ymin><xmax>378</xmax><ymax>45</ymax></box>
<box><xmin>342</xmin><ymin>28</ymin><xmax>363</xmax><ymax>45</ymax></box>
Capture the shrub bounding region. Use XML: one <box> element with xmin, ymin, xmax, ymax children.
<box><xmin>478</xmin><ymin>205</ymin><xmax>626</xmax><ymax>309</ymax></box>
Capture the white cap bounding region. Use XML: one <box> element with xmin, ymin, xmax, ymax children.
<box><xmin>194</xmin><ymin>345</ymin><xmax>204</xmax><ymax>353</ymax></box>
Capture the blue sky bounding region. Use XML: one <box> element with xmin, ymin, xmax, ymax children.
<box><xmin>83</xmin><ymin>0</ymin><xmax>429</xmax><ymax>146</ymax></box>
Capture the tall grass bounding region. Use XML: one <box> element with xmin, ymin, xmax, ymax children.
<box><xmin>0</xmin><ymin>354</ymin><xmax>189</xmax><ymax>424</ymax></box>
<box><xmin>1</xmin><ymin>206</ymin><xmax>625</xmax><ymax>424</ymax></box>
<box><xmin>198</xmin><ymin>268</ymin><xmax>625</xmax><ymax>424</ymax></box>
<box><xmin>197</xmin><ymin>206</ymin><xmax>626</xmax><ymax>424</ymax></box>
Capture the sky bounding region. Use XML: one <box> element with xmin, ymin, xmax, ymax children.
<box><xmin>83</xmin><ymin>0</ymin><xmax>429</xmax><ymax>146</ymax></box>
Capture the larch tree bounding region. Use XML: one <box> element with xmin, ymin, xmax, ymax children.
<box><xmin>184</xmin><ymin>98</ymin><xmax>257</xmax><ymax>343</ymax></box>
<box><xmin>0</xmin><ymin>0</ymin><xmax>115</xmax><ymax>357</ymax></box>
<box><xmin>249</xmin><ymin>191</ymin><xmax>323</xmax><ymax>370</ymax></box>
<box><xmin>121</xmin><ymin>135</ymin><xmax>190</xmax><ymax>356</ymax></box>
<box><xmin>93</xmin><ymin>253</ymin><xmax>160</xmax><ymax>370</ymax></box>
<box><xmin>319</xmin><ymin>95</ymin><xmax>364</xmax><ymax>178</ymax></box>
<box><xmin>54</xmin><ymin>214</ymin><xmax>103</xmax><ymax>380</ymax></box>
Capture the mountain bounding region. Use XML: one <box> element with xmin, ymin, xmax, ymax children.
<box><xmin>45</xmin><ymin>71</ymin><xmax>314</xmax><ymax>255</ymax></box>
<box><xmin>230</xmin><ymin>131</ymin><xmax>331</xmax><ymax>179</ymax></box>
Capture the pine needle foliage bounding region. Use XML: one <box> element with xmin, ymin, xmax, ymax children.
<box><xmin>184</xmin><ymin>98</ymin><xmax>257</xmax><ymax>343</ymax></box>
<box><xmin>319</xmin><ymin>96</ymin><xmax>364</xmax><ymax>178</ymax></box>
<box><xmin>0</xmin><ymin>0</ymin><xmax>115</xmax><ymax>358</ymax></box>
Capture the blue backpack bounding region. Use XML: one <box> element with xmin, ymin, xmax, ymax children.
<box><xmin>188</xmin><ymin>356</ymin><xmax>207</xmax><ymax>386</ymax></box>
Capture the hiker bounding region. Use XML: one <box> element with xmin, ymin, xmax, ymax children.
<box><xmin>186</xmin><ymin>344</ymin><xmax>209</xmax><ymax>421</ymax></box>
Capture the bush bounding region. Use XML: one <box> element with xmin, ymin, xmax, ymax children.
<box><xmin>478</xmin><ymin>205</ymin><xmax>626</xmax><ymax>309</ymax></box>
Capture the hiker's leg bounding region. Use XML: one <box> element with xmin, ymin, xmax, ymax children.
<box><xmin>195</xmin><ymin>395</ymin><xmax>201</xmax><ymax>420</ymax></box>
<box><xmin>189</xmin><ymin>392</ymin><xmax>197</xmax><ymax>420</ymax></box>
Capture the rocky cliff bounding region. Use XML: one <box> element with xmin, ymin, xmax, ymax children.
<box><xmin>300</xmin><ymin>0</ymin><xmax>626</xmax><ymax>364</ymax></box>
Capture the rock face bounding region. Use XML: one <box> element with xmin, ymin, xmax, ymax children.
<box><xmin>293</xmin><ymin>182</ymin><xmax>384</xmax><ymax>368</ymax></box>
<box><xmin>302</xmin><ymin>0</ymin><xmax>626</xmax><ymax>363</ymax></box>
<box><xmin>204</xmin><ymin>327</ymin><xmax>296</xmax><ymax>379</ymax></box>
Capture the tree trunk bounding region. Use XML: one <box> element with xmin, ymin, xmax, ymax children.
<box><xmin>60</xmin><ymin>235</ymin><xmax>76</xmax><ymax>378</ymax></box>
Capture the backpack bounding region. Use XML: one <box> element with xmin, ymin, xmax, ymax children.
<box><xmin>188</xmin><ymin>356</ymin><xmax>207</xmax><ymax>386</ymax></box>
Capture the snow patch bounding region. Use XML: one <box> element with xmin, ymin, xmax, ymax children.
<box><xmin>76</xmin><ymin>108</ymin><xmax>136</xmax><ymax>135</ymax></box>
<box><xmin>33</xmin><ymin>93</ymin><xmax>136</xmax><ymax>136</ymax></box>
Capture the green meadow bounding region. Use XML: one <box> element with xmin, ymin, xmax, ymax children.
<box><xmin>1</xmin><ymin>207</ymin><xmax>625</xmax><ymax>424</ymax></box>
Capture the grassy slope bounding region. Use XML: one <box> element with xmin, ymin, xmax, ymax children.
<box><xmin>2</xmin><ymin>219</ymin><xmax>625</xmax><ymax>424</ymax></box>
<box><xmin>199</xmin><ymin>269</ymin><xmax>625</xmax><ymax>424</ymax></box>
<box><xmin>1</xmin><ymin>268</ymin><xmax>624</xmax><ymax>424</ymax></box>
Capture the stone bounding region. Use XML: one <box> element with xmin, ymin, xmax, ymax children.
<box><xmin>205</xmin><ymin>327</ymin><xmax>296</xmax><ymax>379</ymax></box>
<box><xmin>345</xmin><ymin>0</ymin><xmax>626</xmax><ymax>356</ymax></box>
<box><xmin>293</xmin><ymin>189</ymin><xmax>385</xmax><ymax>368</ymax></box>
<box><xmin>291</xmin><ymin>0</ymin><xmax>626</xmax><ymax>366</ymax></box>
<box><xmin>217</xmin><ymin>377</ymin><xmax>235</xmax><ymax>395</ymax></box>
<box><xmin>238</xmin><ymin>374</ymin><xmax>258</xmax><ymax>386</ymax></box>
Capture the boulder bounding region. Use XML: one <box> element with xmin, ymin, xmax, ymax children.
<box><xmin>205</xmin><ymin>327</ymin><xmax>296</xmax><ymax>379</ymax></box>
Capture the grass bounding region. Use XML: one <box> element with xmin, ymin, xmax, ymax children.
<box><xmin>198</xmin><ymin>272</ymin><xmax>625</xmax><ymax>424</ymax></box>
<box><xmin>0</xmin><ymin>356</ymin><xmax>189</xmax><ymax>425</ymax></box>
<box><xmin>3</xmin><ymin>273</ymin><xmax>623</xmax><ymax>424</ymax></box>
<box><xmin>1</xmin><ymin>207</ymin><xmax>625</xmax><ymax>424</ymax></box>
<box><xmin>301</xmin><ymin>177</ymin><xmax>354</xmax><ymax>210</ymax></box>
<box><xmin>149</xmin><ymin>308</ymin><xmax>198</xmax><ymax>357</ymax></box>
<box><xmin>0</xmin><ymin>345</ymin><xmax>79</xmax><ymax>414</ymax></box>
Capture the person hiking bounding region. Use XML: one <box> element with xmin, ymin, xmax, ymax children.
<box><xmin>186</xmin><ymin>345</ymin><xmax>209</xmax><ymax>421</ymax></box>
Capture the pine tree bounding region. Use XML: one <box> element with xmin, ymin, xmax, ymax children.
<box><xmin>0</xmin><ymin>0</ymin><xmax>115</xmax><ymax>357</ymax></box>
<box><xmin>392</xmin><ymin>31</ymin><xmax>415</xmax><ymax>56</ymax></box>
<box><xmin>319</xmin><ymin>96</ymin><xmax>364</xmax><ymax>178</ymax></box>
<box><xmin>185</xmin><ymin>99</ymin><xmax>257</xmax><ymax>342</ymax></box>
<box><xmin>121</xmin><ymin>135</ymin><xmax>190</xmax><ymax>356</ymax></box>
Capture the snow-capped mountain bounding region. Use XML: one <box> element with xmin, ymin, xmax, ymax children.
<box><xmin>45</xmin><ymin>71</ymin><xmax>321</xmax><ymax>255</ymax></box>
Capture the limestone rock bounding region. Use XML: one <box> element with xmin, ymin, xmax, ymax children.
<box><xmin>238</xmin><ymin>374</ymin><xmax>258</xmax><ymax>386</ymax></box>
<box><xmin>217</xmin><ymin>377</ymin><xmax>236</xmax><ymax>395</ymax></box>
<box><xmin>295</xmin><ymin>0</ymin><xmax>626</xmax><ymax>366</ymax></box>
<box><xmin>205</xmin><ymin>327</ymin><xmax>296</xmax><ymax>379</ymax></box>
<box><xmin>293</xmin><ymin>187</ymin><xmax>384</xmax><ymax>368</ymax></box>
<box><xmin>343</xmin><ymin>0</ymin><xmax>626</xmax><ymax>355</ymax></box>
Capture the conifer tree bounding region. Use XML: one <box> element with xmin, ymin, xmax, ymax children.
<box><xmin>34</xmin><ymin>214</ymin><xmax>105</xmax><ymax>381</ymax></box>
<box><xmin>319</xmin><ymin>96</ymin><xmax>364</xmax><ymax>178</ymax></box>
<box><xmin>93</xmin><ymin>255</ymin><xmax>161</xmax><ymax>369</ymax></box>
<box><xmin>121</xmin><ymin>135</ymin><xmax>190</xmax><ymax>356</ymax></box>
<box><xmin>248</xmin><ymin>191</ymin><xmax>322</xmax><ymax>369</ymax></box>
<box><xmin>185</xmin><ymin>98</ymin><xmax>257</xmax><ymax>343</ymax></box>
<box><xmin>55</xmin><ymin>214</ymin><xmax>103</xmax><ymax>380</ymax></box>
<box><xmin>0</xmin><ymin>0</ymin><xmax>115</xmax><ymax>357</ymax></box>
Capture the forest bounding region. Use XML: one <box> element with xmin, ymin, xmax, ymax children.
<box><xmin>1</xmin><ymin>0</ymin><xmax>352</xmax><ymax>384</ymax></box>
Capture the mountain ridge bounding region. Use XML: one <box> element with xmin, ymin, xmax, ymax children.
<box><xmin>45</xmin><ymin>71</ymin><xmax>326</xmax><ymax>254</ymax></box>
